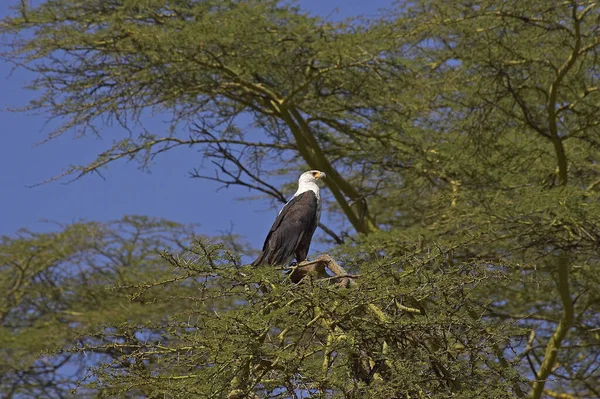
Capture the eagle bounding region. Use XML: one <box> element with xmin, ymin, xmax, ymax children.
<box><xmin>252</xmin><ymin>170</ymin><xmax>325</xmax><ymax>268</ymax></box>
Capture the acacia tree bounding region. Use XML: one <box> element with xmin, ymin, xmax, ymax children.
<box><xmin>388</xmin><ymin>2</ymin><xmax>600</xmax><ymax>398</ymax></box>
<box><xmin>0</xmin><ymin>217</ymin><xmax>201</xmax><ymax>398</ymax></box>
<box><xmin>2</xmin><ymin>0</ymin><xmax>396</xmax><ymax>235</ymax></box>
<box><xmin>0</xmin><ymin>219</ymin><xmax>527</xmax><ymax>398</ymax></box>
<box><xmin>2</xmin><ymin>0</ymin><xmax>600</xmax><ymax>398</ymax></box>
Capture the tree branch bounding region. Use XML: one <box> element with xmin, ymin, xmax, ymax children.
<box><xmin>188</xmin><ymin>135</ymin><xmax>344</xmax><ymax>244</ymax></box>
<box><xmin>529</xmin><ymin>254</ymin><xmax>574</xmax><ymax>399</ymax></box>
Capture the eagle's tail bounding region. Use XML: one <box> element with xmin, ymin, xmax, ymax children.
<box><xmin>252</xmin><ymin>246</ymin><xmax>294</xmax><ymax>267</ymax></box>
<box><xmin>251</xmin><ymin>252</ymin><xmax>266</xmax><ymax>267</ymax></box>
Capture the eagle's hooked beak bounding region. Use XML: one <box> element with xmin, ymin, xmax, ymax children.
<box><xmin>316</xmin><ymin>171</ymin><xmax>326</xmax><ymax>180</ymax></box>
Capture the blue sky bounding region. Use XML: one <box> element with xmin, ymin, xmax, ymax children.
<box><xmin>0</xmin><ymin>0</ymin><xmax>392</xmax><ymax>250</ymax></box>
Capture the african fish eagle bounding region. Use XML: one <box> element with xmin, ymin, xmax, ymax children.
<box><xmin>252</xmin><ymin>170</ymin><xmax>326</xmax><ymax>267</ymax></box>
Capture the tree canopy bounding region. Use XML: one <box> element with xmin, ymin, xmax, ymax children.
<box><xmin>1</xmin><ymin>0</ymin><xmax>600</xmax><ymax>398</ymax></box>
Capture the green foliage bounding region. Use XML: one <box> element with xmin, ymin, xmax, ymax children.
<box><xmin>2</xmin><ymin>0</ymin><xmax>600</xmax><ymax>398</ymax></box>
<box><xmin>0</xmin><ymin>217</ymin><xmax>197</xmax><ymax>398</ymax></box>
<box><xmin>60</xmin><ymin>239</ymin><xmax>529</xmax><ymax>398</ymax></box>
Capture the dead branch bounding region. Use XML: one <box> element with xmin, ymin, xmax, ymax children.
<box><xmin>190</xmin><ymin>133</ymin><xmax>344</xmax><ymax>244</ymax></box>
<box><xmin>289</xmin><ymin>254</ymin><xmax>356</xmax><ymax>286</ymax></box>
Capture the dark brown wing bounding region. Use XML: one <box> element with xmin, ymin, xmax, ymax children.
<box><xmin>295</xmin><ymin>206</ymin><xmax>319</xmax><ymax>263</ymax></box>
<box><xmin>252</xmin><ymin>191</ymin><xmax>318</xmax><ymax>266</ymax></box>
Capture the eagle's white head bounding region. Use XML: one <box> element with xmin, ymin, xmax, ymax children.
<box><xmin>295</xmin><ymin>170</ymin><xmax>326</xmax><ymax>198</ymax></box>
